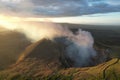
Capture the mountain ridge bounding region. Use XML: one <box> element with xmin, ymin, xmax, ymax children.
<box><xmin>0</xmin><ymin>38</ymin><xmax>120</xmax><ymax>80</ymax></box>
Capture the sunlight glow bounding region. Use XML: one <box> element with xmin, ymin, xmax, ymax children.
<box><xmin>0</xmin><ymin>12</ymin><xmax>120</xmax><ymax>26</ymax></box>
<box><xmin>0</xmin><ymin>14</ymin><xmax>52</xmax><ymax>30</ymax></box>
<box><xmin>0</xmin><ymin>15</ymin><xmax>64</xmax><ymax>41</ymax></box>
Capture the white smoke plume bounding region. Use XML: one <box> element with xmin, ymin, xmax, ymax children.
<box><xmin>66</xmin><ymin>30</ymin><xmax>96</xmax><ymax>67</ymax></box>
<box><xmin>54</xmin><ymin>29</ymin><xmax>96</xmax><ymax>67</ymax></box>
<box><xmin>0</xmin><ymin>20</ymin><xmax>96</xmax><ymax>67</ymax></box>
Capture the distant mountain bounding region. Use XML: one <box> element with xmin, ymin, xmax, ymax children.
<box><xmin>0</xmin><ymin>27</ymin><xmax>31</xmax><ymax>70</ymax></box>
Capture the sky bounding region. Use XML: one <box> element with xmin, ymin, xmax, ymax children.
<box><xmin>0</xmin><ymin>0</ymin><xmax>120</xmax><ymax>25</ymax></box>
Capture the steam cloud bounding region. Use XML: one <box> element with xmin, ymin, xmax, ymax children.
<box><xmin>54</xmin><ymin>29</ymin><xmax>96</xmax><ymax>67</ymax></box>
<box><xmin>0</xmin><ymin>21</ymin><xmax>96</xmax><ymax>67</ymax></box>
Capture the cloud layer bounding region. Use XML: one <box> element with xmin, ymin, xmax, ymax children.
<box><xmin>0</xmin><ymin>0</ymin><xmax>120</xmax><ymax>17</ymax></box>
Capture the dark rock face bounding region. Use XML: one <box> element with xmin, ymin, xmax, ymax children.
<box><xmin>15</xmin><ymin>38</ymin><xmax>111</xmax><ymax>74</ymax></box>
<box><xmin>94</xmin><ymin>48</ymin><xmax>112</xmax><ymax>65</ymax></box>
<box><xmin>54</xmin><ymin>37</ymin><xmax>111</xmax><ymax>68</ymax></box>
<box><xmin>17</xmin><ymin>38</ymin><xmax>75</xmax><ymax>69</ymax></box>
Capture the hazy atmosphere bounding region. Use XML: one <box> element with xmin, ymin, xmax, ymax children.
<box><xmin>0</xmin><ymin>0</ymin><xmax>120</xmax><ymax>80</ymax></box>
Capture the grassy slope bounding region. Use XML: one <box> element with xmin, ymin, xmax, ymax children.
<box><xmin>0</xmin><ymin>39</ymin><xmax>120</xmax><ymax>80</ymax></box>
<box><xmin>0</xmin><ymin>59</ymin><xmax>119</xmax><ymax>80</ymax></box>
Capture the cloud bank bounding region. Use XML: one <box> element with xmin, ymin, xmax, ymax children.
<box><xmin>0</xmin><ymin>0</ymin><xmax>120</xmax><ymax>17</ymax></box>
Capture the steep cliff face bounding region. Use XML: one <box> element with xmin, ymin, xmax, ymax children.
<box><xmin>13</xmin><ymin>39</ymin><xmax>63</xmax><ymax>76</ymax></box>
<box><xmin>15</xmin><ymin>38</ymin><xmax>111</xmax><ymax>71</ymax></box>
